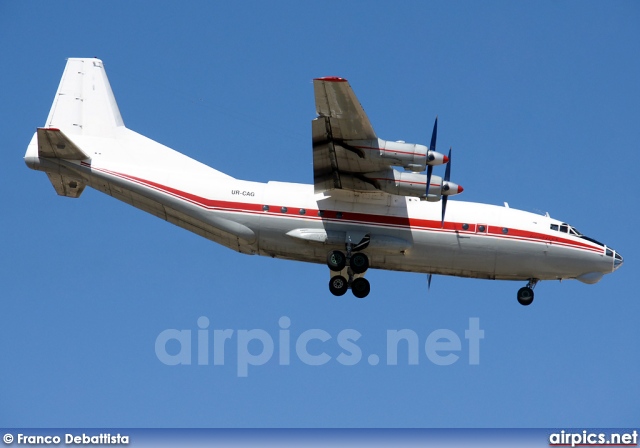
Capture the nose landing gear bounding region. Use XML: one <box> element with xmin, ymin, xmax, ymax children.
<box><xmin>517</xmin><ymin>279</ymin><xmax>539</xmax><ymax>306</ymax></box>
<box><xmin>327</xmin><ymin>246</ymin><xmax>370</xmax><ymax>298</ymax></box>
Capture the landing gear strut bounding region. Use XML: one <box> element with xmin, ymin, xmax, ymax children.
<box><xmin>517</xmin><ymin>279</ymin><xmax>538</xmax><ymax>306</ymax></box>
<box><xmin>327</xmin><ymin>247</ymin><xmax>370</xmax><ymax>298</ymax></box>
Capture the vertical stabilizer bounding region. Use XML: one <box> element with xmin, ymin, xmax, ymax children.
<box><xmin>45</xmin><ymin>58</ymin><xmax>124</xmax><ymax>138</ymax></box>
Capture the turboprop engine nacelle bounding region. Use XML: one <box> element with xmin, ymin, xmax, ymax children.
<box><xmin>363</xmin><ymin>168</ymin><xmax>464</xmax><ymax>200</ymax></box>
<box><xmin>442</xmin><ymin>181</ymin><xmax>464</xmax><ymax>196</ymax></box>
<box><xmin>348</xmin><ymin>139</ymin><xmax>448</xmax><ymax>172</ymax></box>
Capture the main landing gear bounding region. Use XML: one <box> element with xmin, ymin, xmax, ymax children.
<box><xmin>327</xmin><ymin>247</ymin><xmax>371</xmax><ymax>299</ymax></box>
<box><xmin>517</xmin><ymin>279</ymin><xmax>539</xmax><ymax>306</ymax></box>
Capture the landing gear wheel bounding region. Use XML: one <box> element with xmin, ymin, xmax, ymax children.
<box><xmin>329</xmin><ymin>275</ymin><xmax>349</xmax><ymax>296</ymax></box>
<box><xmin>351</xmin><ymin>277</ymin><xmax>371</xmax><ymax>299</ymax></box>
<box><xmin>350</xmin><ymin>253</ymin><xmax>369</xmax><ymax>274</ymax></box>
<box><xmin>327</xmin><ymin>250</ymin><xmax>346</xmax><ymax>271</ymax></box>
<box><xmin>517</xmin><ymin>286</ymin><xmax>534</xmax><ymax>306</ymax></box>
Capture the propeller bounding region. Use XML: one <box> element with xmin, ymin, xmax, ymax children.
<box><xmin>427</xmin><ymin>273</ymin><xmax>433</xmax><ymax>291</ymax></box>
<box><xmin>441</xmin><ymin>147</ymin><xmax>452</xmax><ymax>228</ymax></box>
<box><xmin>425</xmin><ymin>117</ymin><xmax>438</xmax><ymax>198</ymax></box>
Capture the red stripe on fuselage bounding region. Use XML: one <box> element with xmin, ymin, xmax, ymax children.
<box><xmin>81</xmin><ymin>163</ymin><xmax>602</xmax><ymax>255</ymax></box>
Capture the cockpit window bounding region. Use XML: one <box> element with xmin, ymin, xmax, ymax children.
<box><xmin>581</xmin><ymin>235</ymin><xmax>605</xmax><ymax>247</ymax></box>
<box><xmin>549</xmin><ymin>222</ymin><xmax>604</xmax><ymax>246</ymax></box>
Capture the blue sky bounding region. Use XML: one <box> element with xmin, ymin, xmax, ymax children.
<box><xmin>1</xmin><ymin>1</ymin><xmax>638</xmax><ymax>428</ymax></box>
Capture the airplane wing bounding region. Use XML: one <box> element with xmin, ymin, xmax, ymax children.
<box><xmin>311</xmin><ymin>77</ymin><xmax>459</xmax><ymax>205</ymax></box>
<box><xmin>312</xmin><ymin>77</ymin><xmax>379</xmax><ymax>194</ymax></box>
<box><xmin>313</xmin><ymin>77</ymin><xmax>376</xmax><ymax>141</ymax></box>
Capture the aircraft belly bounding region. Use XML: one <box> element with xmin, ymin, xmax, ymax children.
<box><xmin>77</xmin><ymin>164</ymin><xmax>260</xmax><ymax>254</ymax></box>
<box><xmin>382</xmin><ymin>230</ymin><xmax>606</xmax><ymax>281</ymax></box>
<box><xmin>258</xmin><ymin>215</ymin><xmax>342</xmax><ymax>262</ymax></box>
<box><xmin>534</xmin><ymin>244</ymin><xmax>608</xmax><ymax>279</ymax></box>
<box><xmin>397</xmin><ymin>230</ymin><xmax>497</xmax><ymax>278</ymax></box>
<box><xmin>444</xmin><ymin>235</ymin><xmax>607</xmax><ymax>281</ymax></box>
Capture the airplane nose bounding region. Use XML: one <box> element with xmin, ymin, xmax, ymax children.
<box><xmin>614</xmin><ymin>252</ymin><xmax>624</xmax><ymax>270</ymax></box>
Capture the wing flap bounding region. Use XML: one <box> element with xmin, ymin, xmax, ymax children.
<box><xmin>312</xmin><ymin>117</ymin><xmax>342</xmax><ymax>193</ymax></box>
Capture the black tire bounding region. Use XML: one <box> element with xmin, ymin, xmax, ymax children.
<box><xmin>329</xmin><ymin>275</ymin><xmax>349</xmax><ymax>296</ymax></box>
<box><xmin>517</xmin><ymin>286</ymin><xmax>534</xmax><ymax>306</ymax></box>
<box><xmin>351</xmin><ymin>277</ymin><xmax>371</xmax><ymax>299</ymax></box>
<box><xmin>350</xmin><ymin>252</ymin><xmax>369</xmax><ymax>274</ymax></box>
<box><xmin>327</xmin><ymin>250</ymin><xmax>346</xmax><ymax>271</ymax></box>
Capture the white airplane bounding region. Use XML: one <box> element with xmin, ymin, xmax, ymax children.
<box><xmin>24</xmin><ymin>58</ymin><xmax>623</xmax><ymax>305</ymax></box>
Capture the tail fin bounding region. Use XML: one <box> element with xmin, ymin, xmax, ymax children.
<box><xmin>26</xmin><ymin>58</ymin><xmax>122</xmax><ymax>198</ymax></box>
<box><xmin>44</xmin><ymin>58</ymin><xmax>124</xmax><ymax>138</ymax></box>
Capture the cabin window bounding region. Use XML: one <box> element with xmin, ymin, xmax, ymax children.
<box><xmin>606</xmin><ymin>248</ymin><xmax>613</xmax><ymax>257</ymax></box>
<box><xmin>299</xmin><ymin>208</ymin><xmax>306</xmax><ymax>215</ymax></box>
<box><xmin>281</xmin><ymin>207</ymin><xmax>288</xmax><ymax>213</ymax></box>
<box><xmin>262</xmin><ymin>205</ymin><xmax>270</xmax><ymax>211</ymax></box>
<box><xmin>550</xmin><ymin>224</ymin><xmax>559</xmax><ymax>231</ymax></box>
<box><xmin>318</xmin><ymin>210</ymin><xmax>324</xmax><ymax>217</ymax></box>
<box><xmin>478</xmin><ymin>225</ymin><xmax>486</xmax><ymax>232</ymax></box>
<box><xmin>502</xmin><ymin>227</ymin><xmax>509</xmax><ymax>234</ymax></box>
<box><xmin>336</xmin><ymin>212</ymin><xmax>343</xmax><ymax>219</ymax></box>
<box><xmin>560</xmin><ymin>225</ymin><xmax>568</xmax><ymax>233</ymax></box>
<box><xmin>462</xmin><ymin>223</ymin><xmax>469</xmax><ymax>230</ymax></box>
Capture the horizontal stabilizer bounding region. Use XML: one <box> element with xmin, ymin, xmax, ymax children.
<box><xmin>37</xmin><ymin>127</ymin><xmax>89</xmax><ymax>160</ymax></box>
<box><xmin>46</xmin><ymin>173</ymin><xmax>86</xmax><ymax>198</ymax></box>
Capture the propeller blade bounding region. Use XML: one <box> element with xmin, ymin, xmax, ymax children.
<box><xmin>429</xmin><ymin>117</ymin><xmax>438</xmax><ymax>153</ymax></box>
<box><xmin>427</xmin><ymin>273</ymin><xmax>433</xmax><ymax>291</ymax></box>
<box><xmin>444</xmin><ymin>147</ymin><xmax>452</xmax><ymax>182</ymax></box>
<box><xmin>441</xmin><ymin>196</ymin><xmax>448</xmax><ymax>228</ymax></box>
<box><xmin>441</xmin><ymin>147</ymin><xmax>452</xmax><ymax>227</ymax></box>
<box><xmin>425</xmin><ymin>117</ymin><xmax>438</xmax><ymax>197</ymax></box>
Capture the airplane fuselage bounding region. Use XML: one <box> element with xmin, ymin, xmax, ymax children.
<box><xmin>25</xmin><ymin>128</ymin><xmax>620</xmax><ymax>285</ymax></box>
